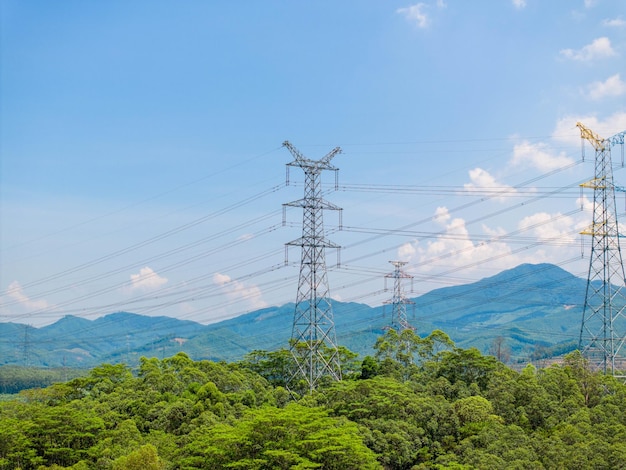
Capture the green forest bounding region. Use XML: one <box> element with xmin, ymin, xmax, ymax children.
<box><xmin>2</xmin><ymin>329</ymin><xmax>626</xmax><ymax>470</ymax></box>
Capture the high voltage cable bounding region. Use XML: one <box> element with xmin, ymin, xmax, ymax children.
<box><xmin>1</xmin><ymin>201</ymin><xmax>285</xmax><ymax>309</ymax></box>
<box><xmin>412</xmin><ymin>257</ymin><xmax>583</xmax><ymax>317</ymax></box>
<box><xmin>305</xmin><ymin>134</ymin><xmax>572</xmax><ymax>147</ymax></box>
<box><xmin>339</xmin><ymin>193</ymin><xmax>584</xmax><ymax>270</ymax></box>
<box><xmin>1</xmin><ymin>151</ymin><xmax>588</xmax><ymax>356</ymax></box>
<box><xmin>2</xmin><ymin>146</ymin><xmax>284</xmax><ymax>254</ymax></box>
<box><xmin>337</xmin><ymin>183</ymin><xmax>581</xmax><ymax>198</ymax></box>
<box><xmin>13</xmin><ymin>263</ymin><xmax>291</xmax><ymax>346</ymax></box>
<box><xmin>2</xmin><ymin>222</ymin><xmax>284</xmax><ymax>320</ymax></box>
<box><xmin>2</xmin><ymin>256</ymin><xmax>582</xmax><ymax>358</ymax></box>
<box><xmin>3</xmin><ymin>183</ymin><xmax>286</xmax><ymax>296</ymax></box>
<box><xmin>7</xmin><ymin>187</ymin><xmax>576</xmax><ymax>330</ymax></box>
<box><xmin>30</xmin><ymin>249</ymin><xmax>288</xmax><ymax>320</ymax></box>
<box><xmin>327</xmin><ymin>214</ymin><xmax>585</xmax><ymax>309</ymax></box>
<box><xmin>340</xmin><ymin>160</ymin><xmax>584</xmax><ymax>253</ymax></box>
<box><xmin>5</xmin><ymin>158</ymin><xmax>579</xmax><ymax>309</ymax></box>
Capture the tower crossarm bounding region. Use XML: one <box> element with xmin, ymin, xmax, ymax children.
<box><xmin>320</xmin><ymin>146</ymin><xmax>342</xmax><ymax>167</ymax></box>
<box><xmin>283</xmin><ymin>140</ymin><xmax>341</xmax><ymax>171</ymax></box>
<box><xmin>580</xmin><ymin>177</ymin><xmax>606</xmax><ymax>190</ymax></box>
<box><xmin>577</xmin><ymin>122</ymin><xmax>626</xmax><ymax>152</ymax></box>
<box><xmin>607</xmin><ymin>131</ymin><xmax>626</xmax><ymax>148</ymax></box>
<box><xmin>286</xmin><ymin>236</ymin><xmax>340</xmax><ymax>249</ymax></box>
<box><xmin>283</xmin><ymin>140</ymin><xmax>307</xmax><ymax>165</ymax></box>
<box><xmin>577</xmin><ymin>122</ymin><xmax>606</xmax><ymax>151</ymax></box>
<box><xmin>580</xmin><ymin>222</ymin><xmax>606</xmax><ymax>237</ymax></box>
<box><xmin>284</xmin><ymin>198</ymin><xmax>342</xmax><ymax>211</ymax></box>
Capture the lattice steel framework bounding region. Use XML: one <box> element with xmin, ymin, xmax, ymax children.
<box><xmin>578</xmin><ymin>122</ymin><xmax>626</xmax><ymax>375</ymax></box>
<box><xmin>282</xmin><ymin>141</ymin><xmax>342</xmax><ymax>391</ymax></box>
<box><xmin>384</xmin><ymin>261</ymin><xmax>414</xmax><ymax>332</ymax></box>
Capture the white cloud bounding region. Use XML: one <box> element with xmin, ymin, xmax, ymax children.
<box><xmin>237</xmin><ymin>233</ymin><xmax>255</xmax><ymax>241</ymax></box>
<box><xmin>518</xmin><ymin>212</ymin><xmax>577</xmax><ymax>244</ymax></box>
<box><xmin>396</xmin><ymin>203</ymin><xmax>587</xmax><ymax>285</ymax></box>
<box><xmin>510</xmin><ymin>140</ymin><xmax>575</xmax><ymax>172</ymax></box>
<box><xmin>129</xmin><ymin>267</ymin><xmax>168</xmax><ymax>291</ymax></box>
<box><xmin>398</xmin><ymin>242</ymin><xmax>416</xmax><ymax>260</ymax></box>
<box><xmin>436</xmin><ymin>0</ymin><xmax>447</xmax><ymax>8</ymax></box>
<box><xmin>434</xmin><ymin>206</ymin><xmax>451</xmax><ymax>223</ymax></box>
<box><xmin>560</xmin><ymin>37</ymin><xmax>616</xmax><ymax>61</ymax></box>
<box><xmin>212</xmin><ymin>272</ymin><xmax>267</xmax><ymax>310</ymax></box>
<box><xmin>463</xmin><ymin>168</ymin><xmax>517</xmax><ymax>201</ymax></box>
<box><xmin>6</xmin><ymin>281</ymin><xmax>49</xmax><ymax>310</ymax></box>
<box><xmin>584</xmin><ymin>0</ymin><xmax>598</xmax><ymax>7</ymax></box>
<box><xmin>397</xmin><ymin>3</ymin><xmax>429</xmax><ymax>28</ymax></box>
<box><xmin>482</xmin><ymin>224</ymin><xmax>507</xmax><ymax>237</ymax></box>
<box><xmin>586</xmin><ymin>74</ymin><xmax>626</xmax><ymax>100</ymax></box>
<box><xmin>414</xmin><ymin>209</ymin><xmax>515</xmax><ymax>274</ymax></box>
<box><xmin>213</xmin><ymin>273</ymin><xmax>231</xmax><ymax>285</ymax></box>
<box><xmin>603</xmin><ymin>17</ymin><xmax>626</xmax><ymax>27</ymax></box>
<box><xmin>512</xmin><ymin>0</ymin><xmax>527</xmax><ymax>9</ymax></box>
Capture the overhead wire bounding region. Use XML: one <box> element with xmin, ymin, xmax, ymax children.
<box><xmin>2</xmin><ymin>137</ymin><xmax>602</xmax><ymax>362</ymax></box>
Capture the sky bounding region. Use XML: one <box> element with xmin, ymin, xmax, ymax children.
<box><xmin>1</xmin><ymin>0</ymin><xmax>626</xmax><ymax>330</ymax></box>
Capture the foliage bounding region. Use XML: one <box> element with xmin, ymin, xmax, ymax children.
<box><xmin>2</xmin><ymin>337</ymin><xmax>626</xmax><ymax>470</ymax></box>
<box><xmin>181</xmin><ymin>404</ymin><xmax>380</xmax><ymax>469</ymax></box>
<box><xmin>0</xmin><ymin>366</ymin><xmax>87</xmax><ymax>394</ymax></box>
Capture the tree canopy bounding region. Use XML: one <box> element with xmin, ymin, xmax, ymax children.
<box><xmin>1</xmin><ymin>332</ymin><xmax>626</xmax><ymax>469</ymax></box>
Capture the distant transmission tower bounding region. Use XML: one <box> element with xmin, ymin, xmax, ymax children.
<box><xmin>283</xmin><ymin>141</ymin><xmax>342</xmax><ymax>391</ymax></box>
<box><xmin>22</xmin><ymin>325</ymin><xmax>31</xmax><ymax>367</ymax></box>
<box><xmin>384</xmin><ymin>261</ymin><xmax>415</xmax><ymax>331</ymax></box>
<box><xmin>578</xmin><ymin>122</ymin><xmax>626</xmax><ymax>375</ymax></box>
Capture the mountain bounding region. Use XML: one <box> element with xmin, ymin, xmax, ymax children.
<box><xmin>0</xmin><ymin>263</ymin><xmax>589</xmax><ymax>367</ymax></box>
<box><xmin>410</xmin><ymin>262</ymin><xmax>587</xmax><ymax>353</ymax></box>
<box><xmin>0</xmin><ymin>312</ymin><xmax>208</xmax><ymax>368</ymax></box>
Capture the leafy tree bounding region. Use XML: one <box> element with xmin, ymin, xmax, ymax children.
<box><xmin>181</xmin><ymin>403</ymin><xmax>380</xmax><ymax>469</ymax></box>
<box><xmin>374</xmin><ymin>329</ymin><xmax>421</xmax><ymax>368</ymax></box>
<box><xmin>241</xmin><ymin>349</ymin><xmax>293</xmax><ymax>387</ymax></box>
<box><xmin>418</xmin><ymin>330</ymin><xmax>455</xmax><ymax>362</ymax></box>
<box><xmin>433</xmin><ymin>347</ymin><xmax>498</xmax><ymax>392</ymax></box>
<box><xmin>309</xmin><ymin>377</ymin><xmax>456</xmax><ymax>468</ymax></box>
<box><xmin>111</xmin><ymin>444</ymin><xmax>166</xmax><ymax>470</ymax></box>
<box><xmin>360</xmin><ymin>356</ymin><xmax>380</xmax><ymax>379</ymax></box>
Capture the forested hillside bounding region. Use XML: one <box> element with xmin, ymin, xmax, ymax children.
<box><xmin>0</xmin><ymin>263</ymin><xmax>591</xmax><ymax>368</ymax></box>
<box><xmin>2</xmin><ymin>329</ymin><xmax>626</xmax><ymax>469</ymax></box>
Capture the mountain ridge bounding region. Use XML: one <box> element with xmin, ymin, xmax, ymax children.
<box><xmin>0</xmin><ymin>263</ymin><xmax>587</xmax><ymax>367</ymax></box>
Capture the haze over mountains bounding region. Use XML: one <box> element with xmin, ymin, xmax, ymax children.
<box><xmin>0</xmin><ymin>263</ymin><xmax>587</xmax><ymax>368</ymax></box>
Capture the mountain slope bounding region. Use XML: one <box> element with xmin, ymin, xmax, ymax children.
<box><xmin>0</xmin><ymin>263</ymin><xmax>589</xmax><ymax>367</ymax></box>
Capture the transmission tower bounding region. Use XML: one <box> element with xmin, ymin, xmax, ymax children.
<box><xmin>282</xmin><ymin>140</ymin><xmax>342</xmax><ymax>392</ymax></box>
<box><xmin>578</xmin><ymin>122</ymin><xmax>626</xmax><ymax>375</ymax></box>
<box><xmin>383</xmin><ymin>261</ymin><xmax>415</xmax><ymax>331</ymax></box>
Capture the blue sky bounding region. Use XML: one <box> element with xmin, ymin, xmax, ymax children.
<box><xmin>1</xmin><ymin>0</ymin><xmax>626</xmax><ymax>328</ymax></box>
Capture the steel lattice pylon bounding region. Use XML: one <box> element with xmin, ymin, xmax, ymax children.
<box><xmin>384</xmin><ymin>261</ymin><xmax>414</xmax><ymax>332</ymax></box>
<box><xmin>282</xmin><ymin>141</ymin><xmax>342</xmax><ymax>392</ymax></box>
<box><xmin>578</xmin><ymin>122</ymin><xmax>626</xmax><ymax>375</ymax></box>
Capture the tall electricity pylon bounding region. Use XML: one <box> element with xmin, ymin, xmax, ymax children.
<box><xmin>283</xmin><ymin>141</ymin><xmax>342</xmax><ymax>392</ymax></box>
<box><xmin>578</xmin><ymin>122</ymin><xmax>626</xmax><ymax>375</ymax></box>
<box><xmin>384</xmin><ymin>261</ymin><xmax>414</xmax><ymax>331</ymax></box>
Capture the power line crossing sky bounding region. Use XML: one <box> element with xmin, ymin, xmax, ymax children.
<box><xmin>1</xmin><ymin>0</ymin><xmax>626</xmax><ymax>327</ymax></box>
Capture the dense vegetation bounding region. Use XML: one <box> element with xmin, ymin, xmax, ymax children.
<box><xmin>2</xmin><ymin>329</ymin><xmax>626</xmax><ymax>469</ymax></box>
<box><xmin>0</xmin><ymin>367</ymin><xmax>87</xmax><ymax>395</ymax></box>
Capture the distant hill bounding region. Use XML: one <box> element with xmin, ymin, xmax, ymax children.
<box><xmin>0</xmin><ymin>312</ymin><xmax>208</xmax><ymax>368</ymax></box>
<box><xmin>0</xmin><ymin>263</ymin><xmax>589</xmax><ymax>368</ymax></box>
